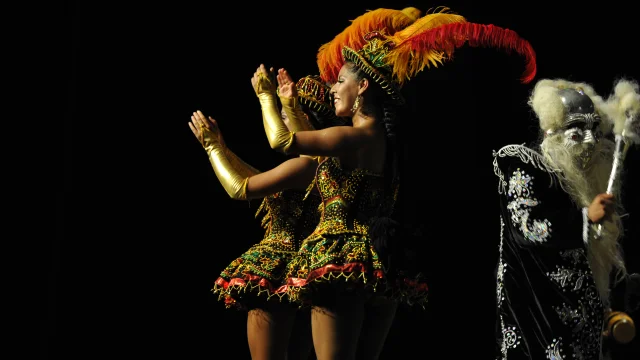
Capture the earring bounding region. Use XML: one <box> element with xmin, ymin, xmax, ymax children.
<box><xmin>351</xmin><ymin>95</ymin><xmax>361</xmax><ymax>113</ymax></box>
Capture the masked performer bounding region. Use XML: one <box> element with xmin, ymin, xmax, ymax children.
<box><xmin>492</xmin><ymin>79</ymin><xmax>627</xmax><ymax>359</ymax></box>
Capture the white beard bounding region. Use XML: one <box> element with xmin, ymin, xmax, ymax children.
<box><xmin>540</xmin><ymin>136</ymin><xmax>626</xmax><ymax>306</ymax></box>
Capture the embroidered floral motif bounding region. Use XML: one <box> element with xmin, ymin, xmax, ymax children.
<box><xmin>499</xmin><ymin>316</ymin><xmax>522</xmax><ymax>358</ymax></box>
<box><xmin>548</xmin><ymin>268</ymin><xmax>586</xmax><ymax>291</ymax></box>
<box><xmin>502</xmin><ymin>325</ymin><xmax>521</xmax><ymax>349</ymax></box>
<box><xmin>506</xmin><ymin>168</ymin><xmax>552</xmax><ymax>243</ymax></box>
<box><xmin>493</xmin><ymin>144</ymin><xmax>559</xmax><ymax>194</ymax></box>
<box><xmin>553</xmin><ymin>302</ymin><xmax>599</xmax><ymax>359</ymax></box>
<box><xmin>508</xmin><ymin>170</ymin><xmax>533</xmax><ymax>198</ymax></box>
<box><xmin>547</xmin><ymin>249</ymin><xmax>602</xmax><ymax>360</ymax></box>
<box><xmin>546</xmin><ymin>338</ymin><xmax>564</xmax><ymax>360</ymax></box>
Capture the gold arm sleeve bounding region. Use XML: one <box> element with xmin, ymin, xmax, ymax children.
<box><xmin>200</xmin><ymin>125</ymin><xmax>250</xmax><ymax>200</ymax></box>
<box><xmin>224</xmin><ymin>147</ymin><xmax>261</xmax><ymax>178</ymax></box>
<box><xmin>254</xmin><ymin>73</ymin><xmax>295</xmax><ymax>154</ymax></box>
<box><xmin>258</xmin><ymin>92</ymin><xmax>295</xmax><ymax>154</ymax></box>
<box><xmin>279</xmin><ymin>95</ymin><xmax>315</xmax><ymax>132</ymax></box>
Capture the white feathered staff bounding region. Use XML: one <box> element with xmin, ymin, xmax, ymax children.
<box><xmin>597</xmin><ymin>79</ymin><xmax>640</xmax><ymax>237</ymax></box>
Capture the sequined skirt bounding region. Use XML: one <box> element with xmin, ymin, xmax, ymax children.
<box><xmin>278</xmin><ymin>233</ymin><xmax>388</xmax><ymax>305</ymax></box>
<box><xmin>211</xmin><ymin>238</ymin><xmax>297</xmax><ymax>309</ymax></box>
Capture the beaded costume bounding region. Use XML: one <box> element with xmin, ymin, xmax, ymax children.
<box><xmin>278</xmin><ymin>6</ymin><xmax>538</xmax><ymax>308</ymax></box>
<box><xmin>213</xmin><ymin>189</ymin><xmax>321</xmax><ymax>309</ymax></box>
<box><xmin>280</xmin><ymin>157</ymin><xmax>388</xmax><ymax>303</ymax></box>
<box><xmin>206</xmin><ymin>74</ymin><xmax>341</xmax><ymax>309</ymax></box>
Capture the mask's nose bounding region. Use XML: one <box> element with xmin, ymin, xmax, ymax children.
<box><xmin>583</xmin><ymin>129</ymin><xmax>596</xmax><ymax>145</ymax></box>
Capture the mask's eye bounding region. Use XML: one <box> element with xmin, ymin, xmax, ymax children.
<box><xmin>564</xmin><ymin>128</ymin><xmax>584</xmax><ymax>144</ymax></box>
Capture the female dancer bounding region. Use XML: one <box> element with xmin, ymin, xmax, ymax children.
<box><xmin>189</xmin><ymin>73</ymin><xmax>341</xmax><ymax>359</ymax></box>
<box><xmin>252</xmin><ymin>6</ymin><xmax>538</xmax><ymax>359</ymax></box>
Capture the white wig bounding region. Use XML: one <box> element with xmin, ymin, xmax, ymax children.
<box><xmin>528</xmin><ymin>78</ymin><xmax>607</xmax><ymax>133</ymax></box>
<box><xmin>602</xmin><ymin>79</ymin><xmax>640</xmax><ymax>140</ymax></box>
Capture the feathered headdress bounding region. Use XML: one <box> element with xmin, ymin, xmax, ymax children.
<box><xmin>324</xmin><ymin>7</ymin><xmax>537</xmax><ymax>105</ymax></box>
<box><xmin>317</xmin><ymin>7</ymin><xmax>423</xmax><ymax>84</ymax></box>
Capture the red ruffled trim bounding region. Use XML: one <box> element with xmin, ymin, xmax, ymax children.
<box><xmin>212</xmin><ymin>275</ymin><xmax>289</xmax><ymax>310</ymax></box>
<box><xmin>214</xmin><ymin>274</ymin><xmax>276</xmax><ymax>291</ymax></box>
<box><xmin>274</xmin><ymin>262</ymin><xmax>386</xmax><ymax>304</ymax></box>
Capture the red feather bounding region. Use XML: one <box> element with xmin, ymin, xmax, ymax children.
<box><xmin>404</xmin><ymin>22</ymin><xmax>537</xmax><ymax>84</ymax></box>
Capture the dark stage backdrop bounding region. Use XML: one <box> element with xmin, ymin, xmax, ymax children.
<box><xmin>66</xmin><ymin>1</ymin><xmax>639</xmax><ymax>359</ymax></box>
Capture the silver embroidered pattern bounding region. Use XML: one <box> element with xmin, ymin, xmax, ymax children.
<box><xmin>548</xmin><ymin>250</ymin><xmax>602</xmax><ymax>359</ymax></box>
<box><xmin>503</xmin><ymin>325</ymin><xmax>521</xmax><ymax>348</ymax></box>
<box><xmin>548</xmin><ymin>267</ymin><xmax>586</xmax><ymax>291</ymax></box>
<box><xmin>506</xmin><ymin>169</ymin><xmax>552</xmax><ymax>243</ymax></box>
<box><xmin>553</xmin><ymin>302</ymin><xmax>599</xmax><ymax>360</ymax></box>
<box><xmin>499</xmin><ymin>316</ymin><xmax>521</xmax><ymax>359</ymax></box>
<box><xmin>554</xmin><ymin>302</ymin><xmax>586</xmax><ymax>329</ymax></box>
<box><xmin>497</xmin><ymin>217</ymin><xmax>507</xmax><ymax>307</ymax></box>
<box><xmin>492</xmin><ymin>144</ymin><xmax>560</xmax><ymax>194</ymax></box>
<box><xmin>546</xmin><ymin>337</ymin><xmax>564</xmax><ymax>359</ymax></box>
<box><xmin>559</xmin><ymin>249</ymin><xmax>584</xmax><ymax>266</ymax></box>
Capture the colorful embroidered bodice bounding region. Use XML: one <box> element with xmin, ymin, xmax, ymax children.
<box><xmin>311</xmin><ymin>157</ymin><xmax>384</xmax><ymax>236</ymax></box>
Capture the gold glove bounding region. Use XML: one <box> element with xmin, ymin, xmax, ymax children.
<box><xmin>200</xmin><ymin>124</ymin><xmax>249</xmax><ymax>200</ymax></box>
<box><xmin>224</xmin><ymin>147</ymin><xmax>261</xmax><ymax>178</ymax></box>
<box><xmin>255</xmin><ymin>73</ymin><xmax>295</xmax><ymax>154</ymax></box>
<box><xmin>279</xmin><ymin>95</ymin><xmax>315</xmax><ymax>132</ymax></box>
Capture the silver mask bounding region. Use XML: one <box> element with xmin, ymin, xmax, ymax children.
<box><xmin>555</xmin><ymin>88</ymin><xmax>602</xmax><ymax>168</ymax></box>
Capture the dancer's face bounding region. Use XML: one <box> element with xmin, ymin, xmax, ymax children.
<box><xmin>330</xmin><ymin>64</ymin><xmax>361</xmax><ymax>117</ymax></box>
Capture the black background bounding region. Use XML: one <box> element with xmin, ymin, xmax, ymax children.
<box><xmin>60</xmin><ymin>1</ymin><xmax>639</xmax><ymax>359</ymax></box>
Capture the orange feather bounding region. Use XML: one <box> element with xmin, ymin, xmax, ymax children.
<box><xmin>317</xmin><ymin>8</ymin><xmax>421</xmax><ymax>83</ymax></box>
